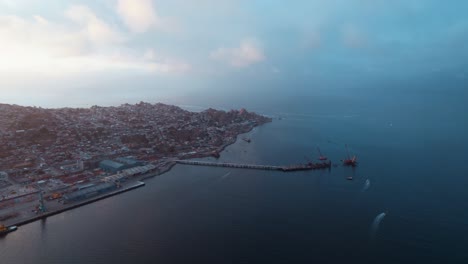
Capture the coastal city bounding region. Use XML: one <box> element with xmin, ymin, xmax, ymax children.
<box><xmin>2</xmin><ymin>0</ymin><xmax>466</xmax><ymax>262</ymax></box>
<box><xmin>0</xmin><ymin>102</ymin><xmax>271</xmax><ymax>230</ymax></box>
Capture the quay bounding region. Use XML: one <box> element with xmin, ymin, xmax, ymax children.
<box><xmin>5</xmin><ymin>181</ymin><xmax>146</xmax><ymax>228</ymax></box>
<box><xmin>175</xmin><ymin>160</ymin><xmax>331</xmax><ymax>172</ymax></box>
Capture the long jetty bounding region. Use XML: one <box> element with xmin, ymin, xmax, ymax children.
<box><xmin>175</xmin><ymin>160</ymin><xmax>331</xmax><ymax>172</ymax></box>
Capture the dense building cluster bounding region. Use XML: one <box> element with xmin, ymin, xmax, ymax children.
<box><xmin>0</xmin><ymin>102</ymin><xmax>271</xmax><ymax>187</ymax></box>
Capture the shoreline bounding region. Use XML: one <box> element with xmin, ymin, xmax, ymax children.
<box><xmin>3</xmin><ymin>122</ymin><xmax>270</xmax><ymax>229</ymax></box>
<box><xmin>188</xmin><ymin>123</ymin><xmax>261</xmax><ymax>160</ymax></box>
<box><xmin>5</xmin><ymin>181</ymin><xmax>145</xmax><ymax>228</ymax></box>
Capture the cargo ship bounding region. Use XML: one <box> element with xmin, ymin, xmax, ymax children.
<box><xmin>0</xmin><ymin>224</ymin><xmax>17</xmax><ymax>236</ymax></box>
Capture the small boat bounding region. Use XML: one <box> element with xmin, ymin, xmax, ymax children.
<box><xmin>242</xmin><ymin>138</ymin><xmax>251</xmax><ymax>143</ymax></box>
<box><xmin>346</xmin><ymin>176</ymin><xmax>353</xmax><ymax>181</ymax></box>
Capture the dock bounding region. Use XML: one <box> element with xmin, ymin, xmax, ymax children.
<box><xmin>175</xmin><ymin>160</ymin><xmax>331</xmax><ymax>172</ymax></box>
<box><xmin>5</xmin><ymin>181</ymin><xmax>146</xmax><ymax>228</ymax></box>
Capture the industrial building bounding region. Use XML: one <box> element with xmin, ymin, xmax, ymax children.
<box><xmin>102</xmin><ymin>164</ymin><xmax>157</xmax><ymax>183</ymax></box>
<box><xmin>115</xmin><ymin>157</ymin><xmax>145</xmax><ymax>167</ymax></box>
<box><xmin>99</xmin><ymin>158</ymin><xmax>145</xmax><ymax>173</ymax></box>
<box><xmin>99</xmin><ymin>160</ymin><xmax>126</xmax><ymax>173</ymax></box>
<box><xmin>63</xmin><ymin>183</ymin><xmax>116</xmax><ymax>203</ymax></box>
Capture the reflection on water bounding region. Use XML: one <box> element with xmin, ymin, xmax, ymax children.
<box><xmin>1</xmin><ymin>93</ymin><xmax>468</xmax><ymax>264</ymax></box>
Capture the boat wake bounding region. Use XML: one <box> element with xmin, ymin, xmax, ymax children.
<box><xmin>220</xmin><ymin>172</ymin><xmax>231</xmax><ymax>180</ymax></box>
<box><xmin>362</xmin><ymin>179</ymin><xmax>371</xmax><ymax>192</ymax></box>
<box><xmin>370</xmin><ymin>212</ymin><xmax>387</xmax><ymax>241</ymax></box>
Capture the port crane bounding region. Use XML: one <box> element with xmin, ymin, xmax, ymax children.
<box><xmin>39</xmin><ymin>192</ymin><xmax>47</xmax><ymax>213</ymax></box>
<box><xmin>317</xmin><ymin>147</ymin><xmax>328</xmax><ymax>161</ymax></box>
<box><xmin>343</xmin><ymin>144</ymin><xmax>357</xmax><ymax>167</ymax></box>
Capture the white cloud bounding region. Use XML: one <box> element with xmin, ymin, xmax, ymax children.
<box><xmin>32</xmin><ymin>15</ymin><xmax>48</xmax><ymax>25</ymax></box>
<box><xmin>65</xmin><ymin>5</ymin><xmax>124</xmax><ymax>46</ymax></box>
<box><xmin>0</xmin><ymin>5</ymin><xmax>190</xmax><ymax>76</ymax></box>
<box><xmin>210</xmin><ymin>38</ymin><xmax>265</xmax><ymax>67</ymax></box>
<box><xmin>143</xmin><ymin>49</ymin><xmax>191</xmax><ymax>73</ymax></box>
<box><xmin>0</xmin><ymin>14</ymin><xmax>87</xmax><ymax>60</ymax></box>
<box><xmin>116</xmin><ymin>0</ymin><xmax>171</xmax><ymax>33</ymax></box>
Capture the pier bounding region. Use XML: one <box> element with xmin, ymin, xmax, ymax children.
<box><xmin>175</xmin><ymin>160</ymin><xmax>331</xmax><ymax>172</ymax></box>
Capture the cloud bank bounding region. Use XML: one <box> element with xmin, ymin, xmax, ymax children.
<box><xmin>0</xmin><ymin>2</ymin><xmax>189</xmax><ymax>77</ymax></box>
<box><xmin>116</xmin><ymin>0</ymin><xmax>178</xmax><ymax>33</ymax></box>
<box><xmin>117</xmin><ymin>0</ymin><xmax>159</xmax><ymax>33</ymax></box>
<box><xmin>210</xmin><ymin>39</ymin><xmax>265</xmax><ymax>67</ymax></box>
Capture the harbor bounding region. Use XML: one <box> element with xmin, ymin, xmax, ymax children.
<box><xmin>1</xmin><ymin>181</ymin><xmax>145</xmax><ymax>229</ymax></box>
<box><xmin>0</xmin><ymin>142</ymin><xmax>354</xmax><ymax>232</ymax></box>
<box><xmin>0</xmin><ymin>103</ymin><xmax>274</xmax><ymax>233</ymax></box>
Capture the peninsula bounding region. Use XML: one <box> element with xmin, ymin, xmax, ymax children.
<box><xmin>0</xmin><ymin>102</ymin><xmax>271</xmax><ymax>227</ymax></box>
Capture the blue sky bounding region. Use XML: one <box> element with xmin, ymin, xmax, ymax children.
<box><xmin>0</xmin><ymin>0</ymin><xmax>467</xmax><ymax>107</ymax></box>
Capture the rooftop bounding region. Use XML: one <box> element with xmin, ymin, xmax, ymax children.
<box><xmin>99</xmin><ymin>160</ymin><xmax>124</xmax><ymax>169</ymax></box>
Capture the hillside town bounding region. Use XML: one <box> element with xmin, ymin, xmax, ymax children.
<box><xmin>0</xmin><ymin>102</ymin><xmax>271</xmax><ymax>224</ymax></box>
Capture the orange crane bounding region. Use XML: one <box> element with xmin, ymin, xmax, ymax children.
<box><xmin>343</xmin><ymin>144</ymin><xmax>357</xmax><ymax>167</ymax></box>
<box><xmin>317</xmin><ymin>147</ymin><xmax>328</xmax><ymax>161</ymax></box>
<box><xmin>48</xmin><ymin>193</ymin><xmax>62</xmax><ymax>200</ymax></box>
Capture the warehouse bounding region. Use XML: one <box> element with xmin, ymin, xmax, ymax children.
<box><xmin>63</xmin><ymin>183</ymin><xmax>116</xmax><ymax>203</ymax></box>
<box><xmin>115</xmin><ymin>157</ymin><xmax>145</xmax><ymax>167</ymax></box>
<box><xmin>99</xmin><ymin>158</ymin><xmax>145</xmax><ymax>173</ymax></box>
<box><xmin>99</xmin><ymin>160</ymin><xmax>126</xmax><ymax>173</ymax></box>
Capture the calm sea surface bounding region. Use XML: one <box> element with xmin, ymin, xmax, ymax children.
<box><xmin>1</xmin><ymin>90</ymin><xmax>467</xmax><ymax>263</ymax></box>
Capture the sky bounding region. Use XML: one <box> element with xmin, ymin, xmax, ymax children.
<box><xmin>0</xmin><ymin>0</ymin><xmax>467</xmax><ymax>107</ymax></box>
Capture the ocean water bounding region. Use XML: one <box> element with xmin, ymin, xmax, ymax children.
<box><xmin>1</xmin><ymin>88</ymin><xmax>467</xmax><ymax>264</ymax></box>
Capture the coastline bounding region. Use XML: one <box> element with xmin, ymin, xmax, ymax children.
<box><xmin>5</xmin><ymin>181</ymin><xmax>145</xmax><ymax>228</ymax></box>
<box><xmin>3</xmin><ymin>121</ymin><xmax>270</xmax><ymax>229</ymax></box>
<box><xmin>219</xmin><ymin>125</ymin><xmax>258</xmax><ymax>153</ymax></box>
<box><xmin>140</xmin><ymin>161</ymin><xmax>176</xmax><ymax>181</ymax></box>
<box><xmin>188</xmin><ymin>122</ymin><xmax>262</xmax><ymax>160</ymax></box>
